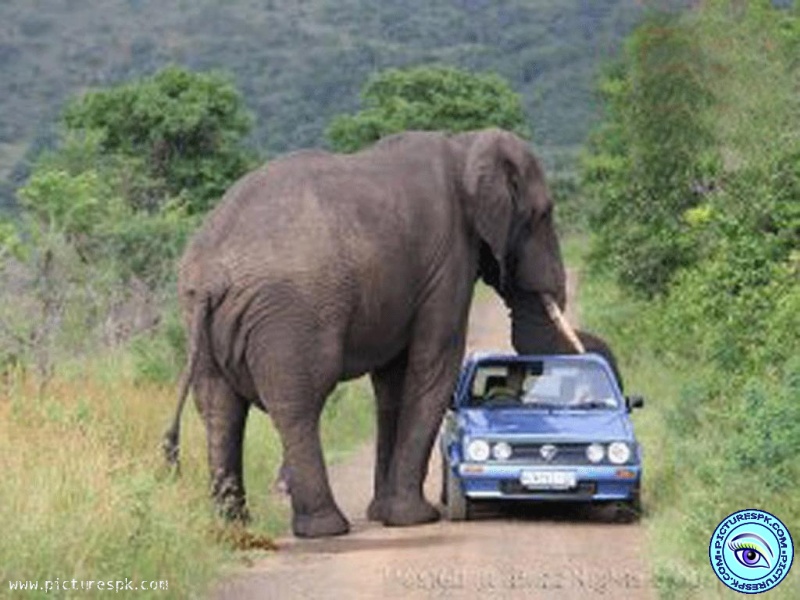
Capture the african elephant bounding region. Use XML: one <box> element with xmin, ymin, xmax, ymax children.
<box><xmin>163</xmin><ymin>128</ymin><xmax>578</xmax><ymax>538</ymax></box>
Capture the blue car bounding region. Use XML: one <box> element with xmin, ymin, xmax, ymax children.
<box><xmin>439</xmin><ymin>352</ymin><xmax>644</xmax><ymax>521</ymax></box>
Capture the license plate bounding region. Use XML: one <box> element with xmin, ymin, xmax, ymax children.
<box><xmin>520</xmin><ymin>470</ymin><xmax>577</xmax><ymax>490</ymax></box>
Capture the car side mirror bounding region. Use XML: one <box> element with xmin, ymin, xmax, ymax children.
<box><xmin>626</xmin><ymin>395</ymin><xmax>644</xmax><ymax>411</ymax></box>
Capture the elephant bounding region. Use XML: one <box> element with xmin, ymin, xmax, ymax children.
<box><xmin>162</xmin><ymin>128</ymin><xmax>580</xmax><ymax>538</ymax></box>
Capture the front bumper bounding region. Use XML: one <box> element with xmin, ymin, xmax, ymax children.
<box><xmin>456</xmin><ymin>462</ymin><xmax>641</xmax><ymax>502</ymax></box>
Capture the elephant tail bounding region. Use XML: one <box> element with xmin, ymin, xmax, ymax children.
<box><xmin>162</xmin><ymin>296</ymin><xmax>209</xmax><ymax>471</ymax></box>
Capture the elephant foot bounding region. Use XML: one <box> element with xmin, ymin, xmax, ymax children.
<box><xmin>366</xmin><ymin>496</ymin><xmax>388</xmax><ymax>522</ymax></box>
<box><xmin>382</xmin><ymin>496</ymin><xmax>440</xmax><ymax>527</ymax></box>
<box><xmin>292</xmin><ymin>508</ymin><xmax>350</xmax><ymax>538</ymax></box>
<box><xmin>216</xmin><ymin>499</ymin><xmax>251</xmax><ymax>524</ymax></box>
<box><xmin>213</xmin><ymin>477</ymin><xmax>249</xmax><ymax>523</ymax></box>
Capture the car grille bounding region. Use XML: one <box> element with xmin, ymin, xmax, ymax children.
<box><xmin>510</xmin><ymin>443</ymin><xmax>591</xmax><ymax>465</ymax></box>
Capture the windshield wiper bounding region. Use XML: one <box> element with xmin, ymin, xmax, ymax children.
<box><xmin>567</xmin><ymin>401</ymin><xmax>615</xmax><ymax>409</ymax></box>
<box><xmin>521</xmin><ymin>402</ymin><xmax>563</xmax><ymax>410</ymax></box>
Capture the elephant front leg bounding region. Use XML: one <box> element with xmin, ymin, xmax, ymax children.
<box><xmin>367</xmin><ymin>351</ymin><xmax>407</xmax><ymax>522</ymax></box>
<box><xmin>198</xmin><ymin>377</ymin><xmax>250</xmax><ymax>522</ymax></box>
<box><xmin>382</xmin><ymin>351</ymin><xmax>462</xmax><ymax>527</ymax></box>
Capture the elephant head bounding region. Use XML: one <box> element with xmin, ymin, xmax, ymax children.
<box><xmin>457</xmin><ymin>129</ymin><xmax>579</xmax><ymax>350</ymax></box>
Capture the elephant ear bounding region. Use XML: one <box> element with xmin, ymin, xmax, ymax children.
<box><xmin>462</xmin><ymin>129</ymin><xmax>531</xmax><ymax>288</ymax></box>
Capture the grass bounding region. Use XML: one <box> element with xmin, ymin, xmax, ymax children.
<box><xmin>573</xmin><ymin>238</ymin><xmax>800</xmax><ymax>599</ymax></box>
<box><xmin>0</xmin><ymin>352</ymin><xmax>375</xmax><ymax>599</ymax></box>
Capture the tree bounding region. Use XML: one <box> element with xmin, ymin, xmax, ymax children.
<box><xmin>0</xmin><ymin>197</ymin><xmax>108</xmax><ymax>393</ymax></box>
<box><xmin>326</xmin><ymin>66</ymin><xmax>529</xmax><ymax>153</ymax></box>
<box><xmin>20</xmin><ymin>131</ymin><xmax>193</xmax><ymax>287</ymax></box>
<box><xmin>62</xmin><ymin>65</ymin><xmax>256</xmax><ymax>214</ymax></box>
<box><xmin>582</xmin><ymin>14</ymin><xmax>717</xmax><ymax>297</ymax></box>
<box><xmin>0</xmin><ymin>66</ymin><xmax>255</xmax><ymax>388</ymax></box>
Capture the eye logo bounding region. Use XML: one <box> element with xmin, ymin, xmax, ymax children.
<box><xmin>728</xmin><ymin>533</ymin><xmax>772</xmax><ymax>569</ymax></box>
<box><xmin>709</xmin><ymin>509</ymin><xmax>794</xmax><ymax>594</ymax></box>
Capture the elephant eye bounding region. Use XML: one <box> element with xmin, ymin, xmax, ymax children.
<box><xmin>537</xmin><ymin>204</ymin><xmax>553</xmax><ymax>223</ymax></box>
<box><xmin>508</xmin><ymin>174</ymin><xmax>522</xmax><ymax>208</ymax></box>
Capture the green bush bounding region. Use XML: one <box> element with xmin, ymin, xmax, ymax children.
<box><xmin>326</xmin><ymin>65</ymin><xmax>530</xmax><ymax>153</ymax></box>
<box><xmin>131</xmin><ymin>306</ymin><xmax>186</xmax><ymax>386</ymax></box>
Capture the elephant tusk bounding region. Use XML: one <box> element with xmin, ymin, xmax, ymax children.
<box><xmin>541</xmin><ymin>293</ymin><xmax>585</xmax><ymax>354</ymax></box>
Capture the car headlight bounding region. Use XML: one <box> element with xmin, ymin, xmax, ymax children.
<box><xmin>586</xmin><ymin>443</ymin><xmax>605</xmax><ymax>463</ymax></box>
<box><xmin>608</xmin><ymin>442</ymin><xmax>631</xmax><ymax>464</ymax></box>
<box><xmin>466</xmin><ymin>439</ymin><xmax>490</xmax><ymax>462</ymax></box>
<box><xmin>492</xmin><ymin>441</ymin><xmax>513</xmax><ymax>461</ymax></box>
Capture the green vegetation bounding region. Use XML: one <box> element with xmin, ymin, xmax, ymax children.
<box><xmin>582</xmin><ymin>14</ymin><xmax>717</xmax><ymax>296</ymax></box>
<box><xmin>62</xmin><ymin>66</ymin><xmax>256</xmax><ymax>215</ymax></box>
<box><xmin>327</xmin><ymin>65</ymin><xmax>529</xmax><ymax>152</ymax></box>
<box><xmin>0</xmin><ymin>67</ymin><xmax>255</xmax><ymax>390</ymax></box>
<box><xmin>0</xmin><ymin>355</ymin><xmax>373</xmax><ymax>599</ymax></box>
<box><xmin>0</xmin><ymin>0</ymin><xmax>646</xmax><ymax>210</ymax></box>
<box><xmin>580</xmin><ymin>2</ymin><xmax>800</xmax><ymax>597</ymax></box>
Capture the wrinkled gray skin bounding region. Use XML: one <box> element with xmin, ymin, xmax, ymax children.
<box><xmin>163</xmin><ymin>129</ymin><xmax>567</xmax><ymax>538</ymax></box>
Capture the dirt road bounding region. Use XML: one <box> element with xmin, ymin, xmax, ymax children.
<box><xmin>214</xmin><ymin>275</ymin><xmax>654</xmax><ymax>599</ymax></box>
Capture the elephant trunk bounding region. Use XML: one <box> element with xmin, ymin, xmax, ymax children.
<box><xmin>508</xmin><ymin>289</ymin><xmax>625</xmax><ymax>389</ymax></box>
<box><xmin>508</xmin><ymin>289</ymin><xmax>583</xmax><ymax>355</ymax></box>
<box><xmin>541</xmin><ymin>294</ymin><xmax>585</xmax><ymax>353</ymax></box>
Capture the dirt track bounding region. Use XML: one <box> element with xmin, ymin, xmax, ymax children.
<box><xmin>214</xmin><ymin>274</ymin><xmax>655</xmax><ymax>599</ymax></box>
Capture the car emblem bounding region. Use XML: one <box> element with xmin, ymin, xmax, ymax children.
<box><xmin>540</xmin><ymin>444</ymin><xmax>557</xmax><ymax>461</ymax></box>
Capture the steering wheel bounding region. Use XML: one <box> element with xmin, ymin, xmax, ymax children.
<box><xmin>484</xmin><ymin>387</ymin><xmax>519</xmax><ymax>407</ymax></box>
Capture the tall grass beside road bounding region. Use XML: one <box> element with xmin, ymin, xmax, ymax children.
<box><xmin>576</xmin><ymin>4</ymin><xmax>800</xmax><ymax>597</ymax></box>
<box><xmin>573</xmin><ymin>238</ymin><xmax>799</xmax><ymax>600</ymax></box>
<box><xmin>0</xmin><ymin>352</ymin><xmax>374</xmax><ymax>599</ymax></box>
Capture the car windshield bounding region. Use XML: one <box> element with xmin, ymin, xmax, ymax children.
<box><xmin>467</xmin><ymin>358</ymin><xmax>619</xmax><ymax>410</ymax></box>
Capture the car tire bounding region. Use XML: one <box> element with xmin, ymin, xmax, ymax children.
<box><xmin>440</xmin><ymin>458</ymin><xmax>449</xmax><ymax>505</ymax></box>
<box><xmin>445</xmin><ymin>466</ymin><xmax>469</xmax><ymax>521</ymax></box>
<box><xmin>593</xmin><ymin>498</ymin><xmax>638</xmax><ymax>523</ymax></box>
<box><xmin>600</xmin><ymin>495</ymin><xmax>641</xmax><ymax>523</ymax></box>
<box><xmin>617</xmin><ymin>493</ymin><xmax>642</xmax><ymax>523</ymax></box>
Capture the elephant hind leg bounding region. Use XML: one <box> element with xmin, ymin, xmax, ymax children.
<box><xmin>194</xmin><ymin>372</ymin><xmax>250</xmax><ymax>522</ymax></box>
<box><xmin>247</xmin><ymin>339</ymin><xmax>349</xmax><ymax>538</ymax></box>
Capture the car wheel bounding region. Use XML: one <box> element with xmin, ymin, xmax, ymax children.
<box><xmin>603</xmin><ymin>494</ymin><xmax>641</xmax><ymax>523</ymax></box>
<box><xmin>593</xmin><ymin>498</ymin><xmax>639</xmax><ymax>523</ymax></box>
<box><xmin>445</xmin><ymin>466</ymin><xmax>469</xmax><ymax>521</ymax></box>
<box><xmin>617</xmin><ymin>493</ymin><xmax>642</xmax><ymax>523</ymax></box>
<box><xmin>440</xmin><ymin>458</ymin><xmax>448</xmax><ymax>505</ymax></box>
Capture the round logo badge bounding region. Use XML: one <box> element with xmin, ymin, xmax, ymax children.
<box><xmin>709</xmin><ymin>509</ymin><xmax>794</xmax><ymax>594</ymax></box>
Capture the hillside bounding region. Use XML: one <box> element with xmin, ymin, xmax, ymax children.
<box><xmin>0</xmin><ymin>0</ymin><xmax>645</xmax><ymax>208</ymax></box>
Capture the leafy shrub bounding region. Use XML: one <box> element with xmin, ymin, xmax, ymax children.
<box><xmin>131</xmin><ymin>306</ymin><xmax>185</xmax><ymax>386</ymax></box>
<box><xmin>326</xmin><ymin>65</ymin><xmax>530</xmax><ymax>152</ymax></box>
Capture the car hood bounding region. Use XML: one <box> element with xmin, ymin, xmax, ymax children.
<box><xmin>458</xmin><ymin>408</ymin><xmax>633</xmax><ymax>441</ymax></box>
